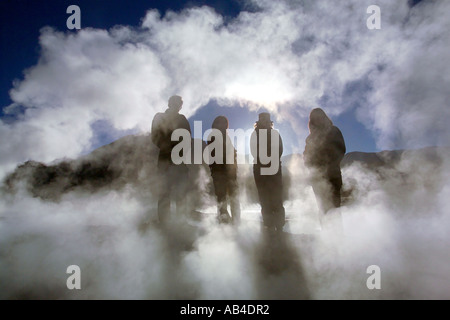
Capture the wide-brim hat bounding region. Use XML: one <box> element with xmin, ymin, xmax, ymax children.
<box><xmin>258</xmin><ymin>112</ymin><xmax>272</xmax><ymax>123</ymax></box>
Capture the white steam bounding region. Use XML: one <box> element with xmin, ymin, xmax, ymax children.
<box><xmin>1</xmin><ymin>0</ymin><xmax>450</xmax><ymax>300</ymax></box>
<box><xmin>1</xmin><ymin>147</ymin><xmax>450</xmax><ymax>299</ymax></box>
<box><xmin>2</xmin><ymin>0</ymin><xmax>450</xmax><ymax>177</ymax></box>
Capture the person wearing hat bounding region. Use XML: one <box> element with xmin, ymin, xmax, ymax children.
<box><xmin>151</xmin><ymin>95</ymin><xmax>191</xmax><ymax>224</ymax></box>
<box><xmin>207</xmin><ymin>115</ymin><xmax>241</xmax><ymax>224</ymax></box>
<box><xmin>303</xmin><ymin>108</ymin><xmax>346</xmax><ymax>218</ymax></box>
<box><xmin>250</xmin><ymin>112</ymin><xmax>285</xmax><ymax>233</ymax></box>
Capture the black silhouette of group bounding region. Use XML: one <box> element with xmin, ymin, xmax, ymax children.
<box><xmin>151</xmin><ymin>96</ymin><xmax>346</xmax><ymax>233</ymax></box>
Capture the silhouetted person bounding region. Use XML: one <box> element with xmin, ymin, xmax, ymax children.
<box><xmin>250</xmin><ymin>112</ymin><xmax>285</xmax><ymax>232</ymax></box>
<box><xmin>207</xmin><ymin>116</ymin><xmax>241</xmax><ymax>224</ymax></box>
<box><xmin>151</xmin><ymin>95</ymin><xmax>191</xmax><ymax>224</ymax></box>
<box><xmin>303</xmin><ymin>108</ymin><xmax>346</xmax><ymax>216</ymax></box>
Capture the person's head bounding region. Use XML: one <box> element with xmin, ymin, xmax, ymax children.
<box><xmin>308</xmin><ymin>108</ymin><xmax>332</xmax><ymax>133</ymax></box>
<box><xmin>254</xmin><ymin>112</ymin><xmax>273</xmax><ymax>129</ymax></box>
<box><xmin>168</xmin><ymin>95</ymin><xmax>183</xmax><ymax>112</ymax></box>
<box><xmin>212</xmin><ymin>115</ymin><xmax>229</xmax><ymax>132</ymax></box>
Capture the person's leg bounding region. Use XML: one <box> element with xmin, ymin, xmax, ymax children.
<box><xmin>272</xmin><ymin>171</ymin><xmax>286</xmax><ymax>231</ymax></box>
<box><xmin>174</xmin><ymin>164</ymin><xmax>190</xmax><ymax>218</ymax></box>
<box><xmin>213</xmin><ymin>171</ymin><xmax>231</xmax><ymax>222</ymax></box>
<box><xmin>321</xmin><ymin>176</ymin><xmax>344</xmax><ymax>236</ymax></box>
<box><xmin>311</xmin><ymin>176</ymin><xmax>334</xmax><ymax>215</ymax></box>
<box><xmin>329</xmin><ymin>177</ymin><xmax>342</xmax><ymax>209</ymax></box>
<box><xmin>318</xmin><ymin>176</ymin><xmax>342</xmax><ymax>214</ymax></box>
<box><xmin>312</xmin><ymin>175</ymin><xmax>344</xmax><ymax>234</ymax></box>
<box><xmin>311</xmin><ymin>175</ymin><xmax>335</xmax><ymax>232</ymax></box>
<box><xmin>271</xmin><ymin>200</ymin><xmax>285</xmax><ymax>232</ymax></box>
<box><xmin>228</xmin><ymin>177</ymin><xmax>241</xmax><ymax>224</ymax></box>
<box><xmin>256</xmin><ymin>175</ymin><xmax>274</xmax><ymax>228</ymax></box>
<box><xmin>157</xmin><ymin>161</ymin><xmax>171</xmax><ymax>224</ymax></box>
<box><xmin>254</xmin><ymin>171</ymin><xmax>266</xmax><ymax>226</ymax></box>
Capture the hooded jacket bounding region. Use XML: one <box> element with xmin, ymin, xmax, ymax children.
<box><xmin>303</xmin><ymin>109</ymin><xmax>346</xmax><ymax>179</ymax></box>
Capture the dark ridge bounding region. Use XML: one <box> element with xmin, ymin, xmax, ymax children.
<box><xmin>2</xmin><ymin>133</ymin><xmax>449</xmax><ymax>205</ymax></box>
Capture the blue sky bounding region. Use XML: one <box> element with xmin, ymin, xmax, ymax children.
<box><xmin>2</xmin><ymin>0</ymin><xmax>448</xmax><ymax>176</ymax></box>
<box><xmin>0</xmin><ymin>0</ymin><xmax>380</xmax><ymax>155</ymax></box>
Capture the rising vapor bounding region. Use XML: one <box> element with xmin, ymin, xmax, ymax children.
<box><xmin>1</xmin><ymin>0</ymin><xmax>450</xmax><ymax>299</ymax></box>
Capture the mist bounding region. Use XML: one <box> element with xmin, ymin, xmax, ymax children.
<box><xmin>2</xmin><ymin>0</ymin><xmax>450</xmax><ymax>178</ymax></box>
<box><xmin>1</xmin><ymin>143</ymin><xmax>450</xmax><ymax>299</ymax></box>
<box><xmin>1</xmin><ymin>0</ymin><xmax>450</xmax><ymax>300</ymax></box>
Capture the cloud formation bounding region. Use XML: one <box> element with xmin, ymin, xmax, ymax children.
<box><xmin>2</xmin><ymin>1</ymin><xmax>450</xmax><ymax>299</ymax></box>
<box><xmin>2</xmin><ymin>0</ymin><xmax>450</xmax><ymax>179</ymax></box>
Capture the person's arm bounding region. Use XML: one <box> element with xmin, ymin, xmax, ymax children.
<box><xmin>303</xmin><ymin>135</ymin><xmax>313</xmax><ymax>167</ymax></box>
<box><xmin>151</xmin><ymin>113</ymin><xmax>163</xmax><ymax>148</ymax></box>
<box><xmin>205</xmin><ymin>133</ymin><xmax>214</xmax><ymax>167</ymax></box>
<box><xmin>335</xmin><ymin>127</ymin><xmax>346</xmax><ymax>156</ymax></box>
<box><xmin>250</xmin><ymin>130</ymin><xmax>257</xmax><ymax>162</ymax></box>
<box><xmin>328</xmin><ymin>127</ymin><xmax>346</xmax><ymax>162</ymax></box>
<box><xmin>180</xmin><ymin>115</ymin><xmax>191</xmax><ymax>136</ymax></box>
<box><xmin>278</xmin><ymin>131</ymin><xmax>283</xmax><ymax>158</ymax></box>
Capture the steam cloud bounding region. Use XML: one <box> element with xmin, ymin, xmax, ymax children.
<box><xmin>1</xmin><ymin>0</ymin><xmax>450</xmax><ymax>299</ymax></box>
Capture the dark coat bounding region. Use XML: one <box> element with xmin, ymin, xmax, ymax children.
<box><xmin>250</xmin><ymin>126</ymin><xmax>285</xmax><ymax>228</ymax></box>
<box><xmin>303</xmin><ymin>125</ymin><xmax>346</xmax><ymax>179</ymax></box>
<box><xmin>250</xmin><ymin>127</ymin><xmax>283</xmax><ymax>175</ymax></box>
<box><xmin>207</xmin><ymin>131</ymin><xmax>237</xmax><ymax>178</ymax></box>
<box><xmin>151</xmin><ymin>108</ymin><xmax>191</xmax><ymax>163</ymax></box>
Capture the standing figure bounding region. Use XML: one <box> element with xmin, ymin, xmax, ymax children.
<box><xmin>207</xmin><ymin>116</ymin><xmax>241</xmax><ymax>224</ymax></box>
<box><xmin>151</xmin><ymin>95</ymin><xmax>191</xmax><ymax>224</ymax></box>
<box><xmin>303</xmin><ymin>108</ymin><xmax>346</xmax><ymax>216</ymax></box>
<box><xmin>250</xmin><ymin>112</ymin><xmax>285</xmax><ymax>232</ymax></box>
